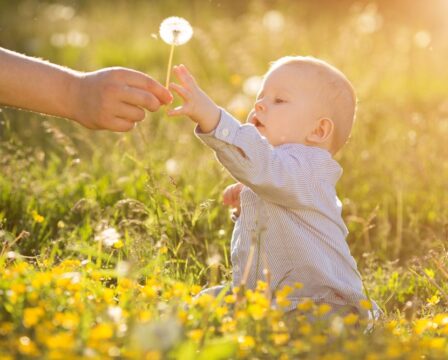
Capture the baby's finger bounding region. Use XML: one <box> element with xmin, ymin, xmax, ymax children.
<box><xmin>167</xmin><ymin>105</ymin><xmax>187</xmax><ymax>117</ymax></box>
<box><xmin>178</xmin><ymin>64</ymin><xmax>198</xmax><ymax>87</ymax></box>
<box><xmin>169</xmin><ymin>82</ymin><xmax>189</xmax><ymax>101</ymax></box>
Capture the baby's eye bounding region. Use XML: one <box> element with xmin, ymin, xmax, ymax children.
<box><xmin>274</xmin><ymin>98</ymin><xmax>286</xmax><ymax>104</ymax></box>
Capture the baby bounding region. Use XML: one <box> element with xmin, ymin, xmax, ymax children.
<box><xmin>168</xmin><ymin>56</ymin><xmax>377</xmax><ymax>317</ymax></box>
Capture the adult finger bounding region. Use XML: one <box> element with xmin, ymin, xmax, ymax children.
<box><xmin>120</xmin><ymin>86</ymin><xmax>161</xmax><ymax>112</ymax></box>
<box><xmin>116</xmin><ymin>68</ymin><xmax>173</xmax><ymax>105</ymax></box>
<box><xmin>115</xmin><ymin>103</ymin><xmax>146</xmax><ymax>123</ymax></box>
<box><xmin>106</xmin><ymin>117</ymin><xmax>136</xmax><ymax>132</ymax></box>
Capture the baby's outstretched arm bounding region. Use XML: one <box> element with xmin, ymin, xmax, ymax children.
<box><xmin>167</xmin><ymin>64</ymin><xmax>220</xmax><ymax>133</ymax></box>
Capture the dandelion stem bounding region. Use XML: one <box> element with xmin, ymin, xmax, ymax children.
<box><xmin>165</xmin><ymin>43</ymin><xmax>175</xmax><ymax>88</ymax></box>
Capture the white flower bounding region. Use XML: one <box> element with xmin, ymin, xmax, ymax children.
<box><xmin>165</xmin><ymin>158</ymin><xmax>180</xmax><ymax>176</ymax></box>
<box><xmin>159</xmin><ymin>16</ymin><xmax>193</xmax><ymax>46</ymax></box>
<box><xmin>95</xmin><ymin>227</ymin><xmax>120</xmax><ymax>248</ymax></box>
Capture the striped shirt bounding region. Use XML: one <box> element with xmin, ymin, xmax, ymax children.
<box><xmin>196</xmin><ymin>108</ymin><xmax>372</xmax><ymax>313</ymax></box>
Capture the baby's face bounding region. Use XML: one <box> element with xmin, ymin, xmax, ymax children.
<box><xmin>247</xmin><ymin>64</ymin><xmax>322</xmax><ymax>147</ymax></box>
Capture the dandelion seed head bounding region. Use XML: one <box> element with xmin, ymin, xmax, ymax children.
<box><xmin>159</xmin><ymin>17</ymin><xmax>193</xmax><ymax>46</ymax></box>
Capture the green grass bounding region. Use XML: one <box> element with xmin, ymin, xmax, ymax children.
<box><xmin>2</xmin><ymin>0</ymin><xmax>448</xmax><ymax>358</ymax></box>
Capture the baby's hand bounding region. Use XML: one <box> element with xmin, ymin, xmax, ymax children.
<box><xmin>168</xmin><ymin>64</ymin><xmax>221</xmax><ymax>133</ymax></box>
<box><xmin>223</xmin><ymin>183</ymin><xmax>243</xmax><ymax>218</ymax></box>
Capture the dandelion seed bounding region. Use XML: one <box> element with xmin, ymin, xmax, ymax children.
<box><xmin>159</xmin><ymin>16</ymin><xmax>193</xmax><ymax>88</ymax></box>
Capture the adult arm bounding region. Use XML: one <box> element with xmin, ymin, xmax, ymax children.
<box><xmin>0</xmin><ymin>47</ymin><xmax>172</xmax><ymax>132</ymax></box>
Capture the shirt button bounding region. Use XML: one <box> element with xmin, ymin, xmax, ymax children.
<box><xmin>221</xmin><ymin>128</ymin><xmax>229</xmax><ymax>137</ymax></box>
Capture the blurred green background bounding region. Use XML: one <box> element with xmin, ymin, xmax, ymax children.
<box><xmin>1</xmin><ymin>0</ymin><xmax>448</xmax><ymax>272</ymax></box>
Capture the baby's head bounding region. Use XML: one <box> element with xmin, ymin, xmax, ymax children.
<box><xmin>247</xmin><ymin>56</ymin><xmax>356</xmax><ymax>154</ymax></box>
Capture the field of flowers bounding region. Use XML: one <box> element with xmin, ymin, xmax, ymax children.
<box><xmin>2</xmin><ymin>0</ymin><xmax>448</xmax><ymax>358</ymax></box>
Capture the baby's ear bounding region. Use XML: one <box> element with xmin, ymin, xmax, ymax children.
<box><xmin>306</xmin><ymin>118</ymin><xmax>334</xmax><ymax>144</ymax></box>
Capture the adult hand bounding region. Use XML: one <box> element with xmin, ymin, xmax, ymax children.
<box><xmin>73</xmin><ymin>67</ymin><xmax>173</xmax><ymax>132</ymax></box>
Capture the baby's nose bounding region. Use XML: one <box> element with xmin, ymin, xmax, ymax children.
<box><xmin>255</xmin><ymin>100</ymin><xmax>265</xmax><ymax>112</ymax></box>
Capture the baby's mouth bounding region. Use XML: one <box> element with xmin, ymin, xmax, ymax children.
<box><xmin>252</xmin><ymin>115</ymin><xmax>264</xmax><ymax>129</ymax></box>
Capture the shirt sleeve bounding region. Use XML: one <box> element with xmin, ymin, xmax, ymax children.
<box><xmin>195</xmin><ymin>108</ymin><xmax>315</xmax><ymax>209</ymax></box>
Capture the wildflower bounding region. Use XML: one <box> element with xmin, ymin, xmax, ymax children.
<box><xmin>297</xmin><ymin>298</ymin><xmax>314</xmax><ymax>312</ymax></box>
<box><xmin>188</xmin><ymin>329</ymin><xmax>204</xmax><ymax>342</ymax></box>
<box><xmin>248</xmin><ymin>303</ymin><xmax>267</xmax><ymax>321</ymax></box>
<box><xmin>165</xmin><ymin>158</ymin><xmax>180</xmax><ymax>176</ymax></box>
<box><xmin>238</xmin><ymin>335</ymin><xmax>255</xmax><ymax>351</ymax></box>
<box><xmin>271</xmin><ymin>332</ymin><xmax>290</xmax><ymax>346</ymax></box>
<box><xmin>159</xmin><ymin>17</ymin><xmax>193</xmax><ymax>46</ymax></box>
<box><xmin>23</xmin><ymin>307</ymin><xmax>45</xmax><ymax>328</ymax></box>
<box><xmin>18</xmin><ymin>336</ymin><xmax>39</xmax><ymax>356</ymax></box>
<box><xmin>95</xmin><ymin>227</ymin><xmax>121</xmax><ymax>248</ymax></box>
<box><xmin>427</xmin><ymin>293</ymin><xmax>440</xmax><ymax>306</ymax></box>
<box><xmin>343</xmin><ymin>312</ymin><xmax>359</xmax><ymax>326</ymax></box>
<box><xmin>113</xmin><ymin>240</ymin><xmax>124</xmax><ymax>249</ymax></box>
<box><xmin>220</xmin><ymin>317</ymin><xmax>237</xmax><ymax>333</ymax></box>
<box><xmin>159</xmin><ymin>16</ymin><xmax>193</xmax><ymax>87</ymax></box>
<box><xmin>31</xmin><ymin>210</ymin><xmax>44</xmax><ymax>223</ymax></box>
<box><xmin>359</xmin><ymin>299</ymin><xmax>373</xmax><ymax>310</ymax></box>
<box><xmin>299</xmin><ymin>323</ymin><xmax>312</xmax><ymax>336</ymax></box>
<box><xmin>276</xmin><ymin>285</ymin><xmax>293</xmax><ymax>308</ymax></box>
<box><xmin>90</xmin><ymin>323</ymin><xmax>114</xmax><ymax>341</ymax></box>
<box><xmin>224</xmin><ymin>294</ymin><xmax>236</xmax><ymax>304</ymax></box>
<box><xmin>190</xmin><ymin>285</ymin><xmax>202</xmax><ymax>295</ymax></box>
<box><xmin>316</xmin><ymin>303</ymin><xmax>332</xmax><ymax>316</ymax></box>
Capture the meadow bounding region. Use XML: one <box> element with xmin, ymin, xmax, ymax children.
<box><xmin>1</xmin><ymin>0</ymin><xmax>448</xmax><ymax>358</ymax></box>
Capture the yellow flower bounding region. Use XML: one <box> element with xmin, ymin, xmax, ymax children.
<box><xmin>188</xmin><ymin>329</ymin><xmax>204</xmax><ymax>342</ymax></box>
<box><xmin>427</xmin><ymin>294</ymin><xmax>441</xmax><ymax>306</ymax></box>
<box><xmin>215</xmin><ymin>306</ymin><xmax>228</xmax><ymax>318</ymax></box>
<box><xmin>238</xmin><ymin>335</ymin><xmax>255</xmax><ymax>350</ymax></box>
<box><xmin>190</xmin><ymin>285</ymin><xmax>202</xmax><ymax>295</ymax></box>
<box><xmin>46</xmin><ymin>332</ymin><xmax>75</xmax><ymax>350</ymax></box>
<box><xmin>248</xmin><ymin>303</ymin><xmax>267</xmax><ymax>321</ymax></box>
<box><xmin>159</xmin><ymin>246</ymin><xmax>168</xmax><ymax>255</ymax></box>
<box><xmin>90</xmin><ymin>323</ymin><xmax>114</xmax><ymax>340</ymax></box>
<box><xmin>299</xmin><ymin>323</ymin><xmax>312</xmax><ymax>336</ymax></box>
<box><xmin>271</xmin><ymin>332</ymin><xmax>290</xmax><ymax>346</ymax></box>
<box><xmin>359</xmin><ymin>299</ymin><xmax>373</xmax><ymax>310</ymax></box>
<box><xmin>31</xmin><ymin>272</ymin><xmax>53</xmax><ymax>288</ymax></box>
<box><xmin>159</xmin><ymin>17</ymin><xmax>193</xmax><ymax>46</ymax></box>
<box><xmin>343</xmin><ymin>313</ymin><xmax>359</xmax><ymax>326</ymax></box>
<box><xmin>256</xmin><ymin>280</ymin><xmax>268</xmax><ymax>292</ymax></box>
<box><xmin>413</xmin><ymin>318</ymin><xmax>436</xmax><ymax>335</ymax></box>
<box><xmin>224</xmin><ymin>294</ymin><xmax>236</xmax><ymax>304</ymax></box>
<box><xmin>297</xmin><ymin>298</ymin><xmax>314</xmax><ymax>312</ymax></box>
<box><xmin>141</xmin><ymin>285</ymin><xmax>158</xmax><ymax>300</ymax></box>
<box><xmin>220</xmin><ymin>318</ymin><xmax>237</xmax><ymax>333</ymax></box>
<box><xmin>53</xmin><ymin>312</ymin><xmax>79</xmax><ymax>330</ymax></box>
<box><xmin>195</xmin><ymin>294</ymin><xmax>215</xmax><ymax>308</ymax></box>
<box><xmin>316</xmin><ymin>303</ymin><xmax>332</xmax><ymax>316</ymax></box>
<box><xmin>23</xmin><ymin>307</ymin><xmax>45</xmax><ymax>328</ymax></box>
<box><xmin>32</xmin><ymin>210</ymin><xmax>44</xmax><ymax>223</ymax></box>
<box><xmin>18</xmin><ymin>336</ymin><xmax>39</xmax><ymax>356</ymax></box>
<box><xmin>294</xmin><ymin>282</ymin><xmax>304</xmax><ymax>289</ymax></box>
<box><xmin>113</xmin><ymin>240</ymin><xmax>124</xmax><ymax>249</ymax></box>
<box><xmin>0</xmin><ymin>322</ymin><xmax>14</xmax><ymax>336</ymax></box>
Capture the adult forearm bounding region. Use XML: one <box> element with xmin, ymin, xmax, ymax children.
<box><xmin>0</xmin><ymin>47</ymin><xmax>79</xmax><ymax>119</ymax></box>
